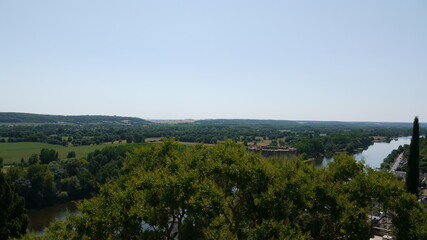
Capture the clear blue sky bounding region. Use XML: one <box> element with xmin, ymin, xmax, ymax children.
<box><xmin>1</xmin><ymin>0</ymin><xmax>426</xmax><ymax>122</ymax></box>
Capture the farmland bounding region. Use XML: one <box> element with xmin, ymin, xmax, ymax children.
<box><xmin>0</xmin><ymin>112</ymin><xmax>420</xmax><ymax>164</ymax></box>
<box><xmin>0</xmin><ymin>142</ymin><xmax>128</xmax><ymax>165</ymax></box>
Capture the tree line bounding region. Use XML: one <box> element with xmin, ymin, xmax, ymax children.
<box><xmin>0</xmin><ymin>122</ymin><xmax>414</xmax><ymax>154</ymax></box>
<box><xmin>381</xmin><ymin>144</ymin><xmax>408</xmax><ymax>170</ymax></box>
<box><xmin>381</xmin><ymin>117</ymin><xmax>427</xmax><ymax>187</ymax></box>
<box><xmin>4</xmin><ymin>145</ymin><xmax>136</xmax><ymax>208</ymax></box>
<box><xmin>0</xmin><ymin>112</ymin><xmax>151</xmax><ymax>125</ymax></box>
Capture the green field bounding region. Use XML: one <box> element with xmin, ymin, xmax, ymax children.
<box><xmin>0</xmin><ymin>142</ymin><xmax>128</xmax><ymax>165</ymax></box>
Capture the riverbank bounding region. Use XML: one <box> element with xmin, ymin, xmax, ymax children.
<box><xmin>391</xmin><ymin>153</ymin><xmax>404</xmax><ymax>172</ymax></box>
<box><xmin>316</xmin><ymin>137</ymin><xmax>411</xmax><ymax>169</ymax></box>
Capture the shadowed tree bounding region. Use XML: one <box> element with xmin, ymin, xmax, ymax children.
<box><xmin>406</xmin><ymin>117</ymin><xmax>420</xmax><ymax>195</ymax></box>
<box><xmin>40</xmin><ymin>148</ymin><xmax>58</xmax><ymax>164</ymax></box>
<box><xmin>67</xmin><ymin>151</ymin><xmax>76</xmax><ymax>158</ymax></box>
<box><xmin>0</xmin><ymin>172</ymin><xmax>28</xmax><ymax>240</ymax></box>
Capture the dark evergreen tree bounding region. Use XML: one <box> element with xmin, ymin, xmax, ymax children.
<box><xmin>406</xmin><ymin>117</ymin><xmax>420</xmax><ymax>195</ymax></box>
<box><xmin>0</xmin><ymin>172</ymin><xmax>28</xmax><ymax>239</ymax></box>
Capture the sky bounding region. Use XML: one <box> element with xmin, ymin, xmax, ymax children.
<box><xmin>0</xmin><ymin>0</ymin><xmax>426</xmax><ymax>122</ymax></box>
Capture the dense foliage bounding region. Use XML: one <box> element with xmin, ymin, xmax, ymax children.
<box><xmin>0</xmin><ymin>124</ymin><xmax>146</xmax><ymax>146</ymax></box>
<box><xmin>381</xmin><ymin>145</ymin><xmax>408</xmax><ymax>170</ymax></box>
<box><xmin>22</xmin><ymin>140</ymin><xmax>427</xmax><ymax>240</ymax></box>
<box><xmin>419</xmin><ymin>138</ymin><xmax>427</xmax><ymax>174</ymax></box>
<box><xmin>0</xmin><ymin>112</ymin><xmax>151</xmax><ymax>125</ymax></box>
<box><xmin>290</xmin><ymin>130</ymin><xmax>373</xmax><ymax>158</ymax></box>
<box><xmin>0</xmin><ymin>172</ymin><xmax>28</xmax><ymax>240</ymax></box>
<box><xmin>0</xmin><ymin>119</ymin><xmax>415</xmax><ymax>161</ymax></box>
<box><xmin>381</xmin><ymin>136</ymin><xmax>427</xmax><ymax>183</ymax></box>
<box><xmin>5</xmin><ymin>145</ymin><xmax>136</xmax><ymax>208</ymax></box>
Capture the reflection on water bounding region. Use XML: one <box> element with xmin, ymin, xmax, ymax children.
<box><xmin>27</xmin><ymin>201</ymin><xmax>80</xmax><ymax>235</ymax></box>
<box><xmin>314</xmin><ymin>156</ymin><xmax>334</xmax><ymax>167</ymax></box>
<box><xmin>317</xmin><ymin>136</ymin><xmax>411</xmax><ymax>169</ymax></box>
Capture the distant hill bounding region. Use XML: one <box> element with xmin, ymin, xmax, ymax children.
<box><xmin>0</xmin><ymin>112</ymin><xmax>152</xmax><ymax>125</ymax></box>
<box><xmin>195</xmin><ymin>119</ymin><xmax>416</xmax><ymax>129</ymax></box>
<box><xmin>1</xmin><ymin>113</ymin><xmax>423</xmax><ymax>129</ymax></box>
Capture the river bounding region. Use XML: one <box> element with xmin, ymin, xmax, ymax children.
<box><xmin>27</xmin><ymin>201</ymin><xmax>79</xmax><ymax>235</ymax></box>
<box><xmin>316</xmin><ymin>136</ymin><xmax>412</xmax><ymax>168</ymax></box>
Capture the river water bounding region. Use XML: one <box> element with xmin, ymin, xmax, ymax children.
<box><xmin>316</xmin><ymin>136</ymin><xmax>412</xmax><ymax>168</ymax></box>
<box><xmin>27</xmin><ymin>201</ymin><xmax>79</xmax><ymax>235</ymax></box>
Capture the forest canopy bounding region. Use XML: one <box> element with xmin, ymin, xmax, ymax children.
<box><xmin>22</xmin><ymin>140</ymin><xmax>427</xmax><ymax>240</ymax></box>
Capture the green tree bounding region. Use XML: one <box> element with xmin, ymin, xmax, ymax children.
<box><xmin>77</xmin><ymin>170</ymin><xmax>96</xmax><ymax>198</ymax></box>
<box><xmin>0</xmin><ymin>172</ymin><xmax>28</xmax><ymax>239</ymax></box>
<box><xmin>406</xmin><ymin>117</ymin><xmax>420</xmax><ymax>195</ymax></box>
<box><xmin>67</xmin><ymin>151</ymin><xmax>76</xmax><ymax>158</ymax></box>
<box><xmin>19</xmin><ymin>158</ymin><xmax>27</xmax><ymax>167</ymax></box>
<box><xmin>40</xmin><ymin>148</ymin><xmax>59</xmax><ymax>164</ymax></box>
<box><xmin>28</xmin><ymin>154</ymin><xmax>39</xmax><ymax>165</ymax></box>
<box><xmin>60</xmin><ymin>158</ymin><xmax>83</xmax><ymax>176</ymax></box>
<box><xmin>61</xmin><ymin>176</ymin><xmax>82</xmax><ymax>199</ymax></box>
<box><xmin>392</xmin><ymin>193</ymin><xmax>427</xmax><ymax>239</ymax></box>
<box><xmin>5</xmin><ymin>166</ymin><xmax>25</xmax><ymax>183</ymax></box>
<box><xmin>26</xmin><ymin>165</ymin><xmax>56</xmax><ymax>207</ymax></box>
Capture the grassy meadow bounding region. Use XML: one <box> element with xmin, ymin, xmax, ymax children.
<box><xmin>0</xmin><ymin>142</ymin><xmax>128</xmax><ymax>165</ymax></box>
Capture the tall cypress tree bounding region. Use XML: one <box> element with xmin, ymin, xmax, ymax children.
<box><xmin>405</xmin><ymin>116</ymin><xmax>420</xmax><ymax>195</ymax></box>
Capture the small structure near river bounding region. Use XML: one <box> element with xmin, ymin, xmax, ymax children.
<box><xmin>248</xmin><ymin>146</ymin><xmax>297</xmax><ymax>160</ymax></box>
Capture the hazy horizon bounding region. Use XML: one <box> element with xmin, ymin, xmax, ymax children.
<box><xmin>2</xmin><ymin>111</ymin><xmax>423</xmax><ymax>124</ymax></box>
<box><xmin>1</xmin><ymin>1</ymin><xmax>426</xmax><ymax>122</ymax></box>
